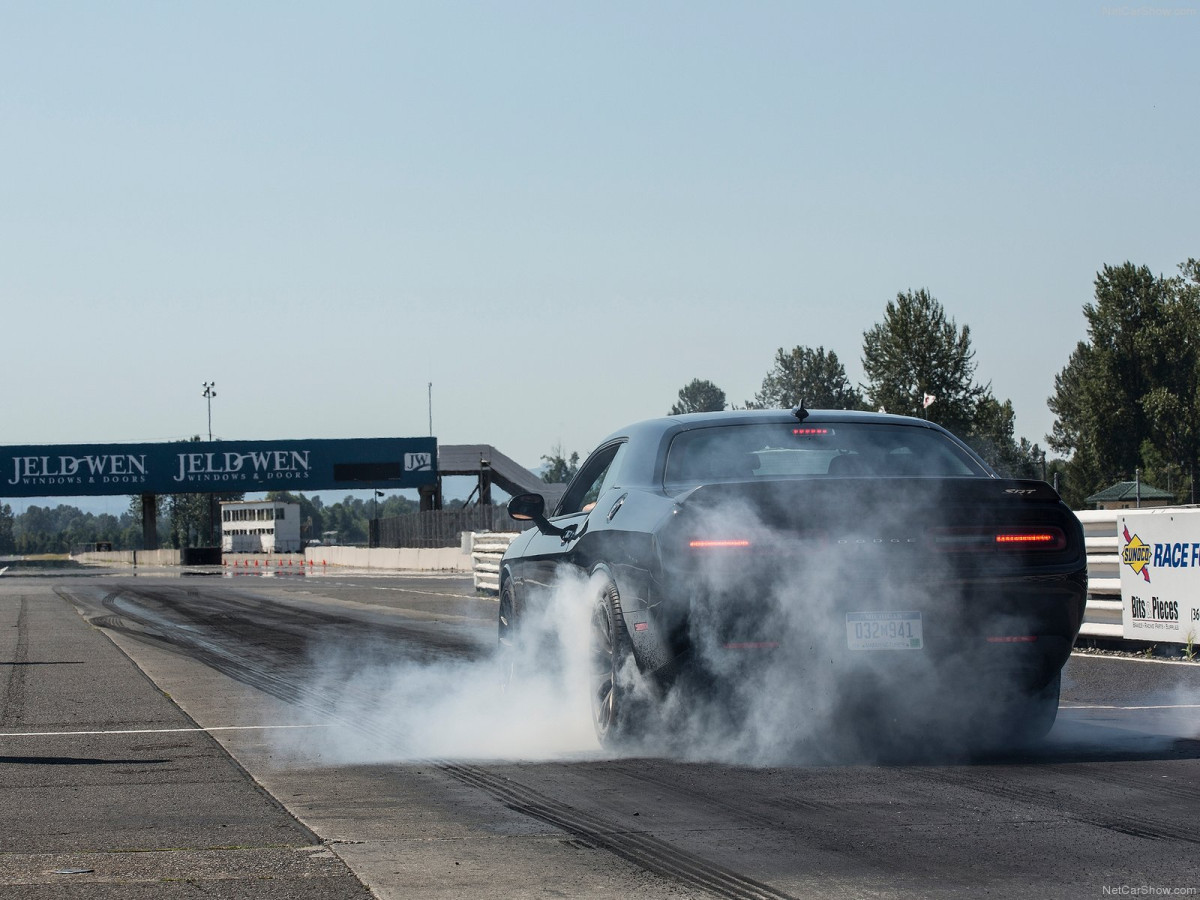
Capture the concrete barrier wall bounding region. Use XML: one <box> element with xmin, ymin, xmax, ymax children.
<box><xmin>303</xmin><ymin>545</ymin><xmax>471</xmax><ymax>573</ymax></box>
<box><xmin>73</xmin><ymin>549</ymin><xmax>182</xmax><ymax>567</ymax></box>
<box><xmin>73</xmin><ymin>545</ymin><xmax>470</xmax><ymax>572</ymax></box>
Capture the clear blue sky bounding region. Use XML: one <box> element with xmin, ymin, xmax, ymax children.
<box><xmin>3</xmin><ymin>1</ymin><xmax>1197</xmax><ymax>500</ymax></box>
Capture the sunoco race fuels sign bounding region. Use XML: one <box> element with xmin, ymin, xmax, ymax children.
<box><xmin>0</xmin><ymin>437</ymin><xmax>437</xmax><ymax>497</ymax></box>
<box><xmin>1118</xmin><ymin>509</ymin><xmax>1200</xmax><ymax>643</ymax></box>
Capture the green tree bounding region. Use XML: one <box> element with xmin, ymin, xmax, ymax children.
<box><xmin>1048</xmin><ymin>262</ymin><xmax>1188</xmax><ymax>502</ymax></box>
<box><xmin>266</xmin><ymin>491</ymin><xmax>329</xmax><ymax>543</ymax></box>
<box><xmin>750</xmin><ymin>346</ymin><xmax>864</xmax><ymax>410</ymax></box>
<box><xmin>0</xmin><ymin>504</ymin><xmax>16</xmax><ymax>555</ymax></box>
<box><xmin>379</xmin><ymin>494</ymin><xmax>420</xmax><ymax>516</ymax></box>
<box><xmin>9</xmin><ymin>503</ymin><xmax>140</xmax><ymax>554</ymax></box>
<box><xmin>862</xmin><ymin>288</ymin><xmax>1039</xmax><ymax>476</ymax></box>
<box><xmin>1141</xmin><ymin>259</ymin><xmax>1200</xmax><ymax>502</ymax></box>
<box><xmin>319</xmin><ymin>495</ymin><xmax>369</xmax><ymax>545</ymax></box>
<box><xmin>669</xmin><ymin>378</ymin><xmax>727</xmax><ymax>415</ymax></box>
<box><xmin>969</xmin><ymin>396</ymin><xmax>1043</xmax><ymax>479</ymax></box>
<box><xmin>540</xmin><ymin>444</ymin><xmax>580</xmax><ymax>484</ymax></box>
<box><xmin>862</xmin><ymin>289</ymin><xmax>985</xmax><ymax>435</ymax></box>
<box><xmin>168</xmin><ymin>493</ymin><xmax>211</xmax><ymax>549</ymax></box>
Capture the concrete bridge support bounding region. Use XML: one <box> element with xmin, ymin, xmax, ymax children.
<box><xmin>141</xmin><ymin>493</ymin><xmax>158</xmax><ymax>551</ymax></box>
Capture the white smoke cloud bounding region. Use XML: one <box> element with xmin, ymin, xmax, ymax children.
<box><xmin>271</xmin><ymin>569</ymin><xmax>601</xmax><ymax>764</ymax></box>
<box><xmin>272</xmin><ymin>486</ymin><xmax>1072</xmax><ymax>767</ymax></box>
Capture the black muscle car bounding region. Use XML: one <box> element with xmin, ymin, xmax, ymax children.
<box><xmin>499</xmin><ymin>409</ymin><xmax>1087</xmax><ymax>751</ymax></box>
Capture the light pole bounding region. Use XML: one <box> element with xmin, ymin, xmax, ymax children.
<box><xmin>202</xmin><ymin>382</ymin><xmax>216</xmax><ymax>441</ymax></box>
<box><xmin>202</xmin><ymin>381</ymin><xmax>216</xmax><ymax>548</ymax></box>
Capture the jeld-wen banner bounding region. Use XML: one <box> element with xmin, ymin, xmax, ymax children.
<box><xmin>1118</xmin><ymin>509</ymin><xmax>1200</xmax><ymax>643</ymax></box>
<box><xmin>1</xmin><ymin>437</ymin><xmax>437</xmax><ymax>498</ymax></box>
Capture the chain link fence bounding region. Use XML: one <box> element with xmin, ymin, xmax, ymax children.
<box><xmin>372</xmin><ymin>506</ymin><xmax>528</xmax><ymax>548</ymax></box>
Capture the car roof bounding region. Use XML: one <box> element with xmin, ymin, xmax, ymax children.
<box><xmin>599</xmin><ymin>408</ymin><xmax>946</xmax><ymax>445</ymax></box>
<box><xmin>593</xmin><ymin>409</ymin><xmax>966</xmax><ymax>489</ymax></box>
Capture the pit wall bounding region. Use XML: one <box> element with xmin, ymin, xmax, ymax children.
<box><xmin>300</xmin><ymin>545</ymin><xmax>470</xmax><ymax>573</ymax></box>
<box><xmin>71</xmin><ymin>544</ymin><xmax>471</xmax><ymax>573</ymax></box>
<box><xmin>73</xmin><ymin>549</ymin><xmax>181</xmax><ymax>566</ymax></box>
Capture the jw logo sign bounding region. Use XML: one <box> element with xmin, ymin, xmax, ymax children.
<box><xmin>405</xmin><ymin>452</ymin><xmax>433</xmax><ymax>472</ymax></box>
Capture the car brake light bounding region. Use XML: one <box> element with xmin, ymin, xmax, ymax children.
<box><xmin>792</xmin><ymin>428</ymin><xmax>829</xmax><ymax>435</ymax></box>
<box><xmin>930</xmin><ymin>526</ymin><xmax>1067</xmax><ymax>551</ymax></box>
<box><xmin>689</xmin><ymin>539</ymin><xmax>751</xmax><ymax>548</ymax></box>
<box><xmin>995</xmin><ymin>528</ymin><xmax>1066</xmax><ymax>550</ymax></box>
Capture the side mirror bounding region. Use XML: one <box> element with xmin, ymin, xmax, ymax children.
<box><xmin>508</xmin><ymin>492</ymin><xmax>545</xmax><ymax>522</ymax></box>
<box><xmin>508</xmin><ymin>492</ymin><xmax>566</xmax><ymax>537</ymax></box>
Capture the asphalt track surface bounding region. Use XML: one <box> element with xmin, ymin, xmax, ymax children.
<box><xmin>1</xmin><ymin>565</ymin><xmax>1198</xmax><ymax>899</ymax></box>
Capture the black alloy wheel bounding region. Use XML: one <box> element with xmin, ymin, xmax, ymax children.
<box><xmin>590</xmin><ymin>578</ymin><xmax>642</xmax><ymax>748</ymax></box>
<box><xmin>497</xmin><ymin>578</ymin><xmax>518</xmax><ymax>693</ymax></box>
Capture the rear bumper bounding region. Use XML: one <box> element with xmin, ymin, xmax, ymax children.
<box><xmin>632</xmin><ymin>568</ymin><xmax>1088</xmax><ymax>693</ymax></box>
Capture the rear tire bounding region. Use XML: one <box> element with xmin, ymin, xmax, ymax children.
<box><xmin>1017</xmin><ymin>670</ymin><xmax>1061</xmax><ymax>741</ymax></box>
<box><xmin>590</xmin><ymin>578</ymin><xmax>648</xmax><ymax>750</ymax></box>
<box><xmin>497</xmin><ymin>578</ymin><xmax>519</xmax><ymax>693</ymax></box>
<box><xmin>975</xmin><ymin>671</ymin><xmax>1061</xmax><ymax>751</ymax></box>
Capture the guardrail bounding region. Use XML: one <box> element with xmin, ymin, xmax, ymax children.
<box><xmin>470</xmin><ymin>531</ymin><xmax>518</xmax><ymax>593</ymax></box>
<box><xmin>1077</xmin><ymin>509</ymin><xmax>1125</xmax><ymax>639</ymax></box>
<box><xmin>470</xmin><ymin>510</ymin><xmax>1145</xmax><ymax>645</ymax></box>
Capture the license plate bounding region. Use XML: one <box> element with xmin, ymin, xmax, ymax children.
<box><xmin>846</xmin><ymin>611</ymin><xmax>923</xmax><ymax>650</ymax></box>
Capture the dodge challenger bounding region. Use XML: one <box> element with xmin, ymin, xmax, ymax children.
<box><xmin>499</xmin><ymin>408</ymin><xmax>1087</xmax><ymax>751</ymax></box>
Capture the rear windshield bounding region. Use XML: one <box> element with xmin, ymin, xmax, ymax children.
<box><xmin>664</xmin><ymin>422</ymin><xmax>989</xmax><ymax>487</ymax></box>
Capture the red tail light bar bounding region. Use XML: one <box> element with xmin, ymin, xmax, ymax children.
<box><xmin>689</xmin><ymin>539</ymin><xmax>752</xmax><ymax>549</ymax></box>
<box><xmin>930</xmin><ymin>526</ymin><xmax>1067</xmax><ymax>551</ymax></box>
<box><xmin>995</xmin><ymin>531</ymin><xmax>1062</xmax><ymax>547</ymax></box>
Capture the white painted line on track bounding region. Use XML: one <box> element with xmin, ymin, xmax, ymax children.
<box><xmin>364</xmin><ymin>584</ymin><xmax>478</xmax><ymax>599</ymax></box>
<box><xmin>296</xmin><ymin>577</ymin><xmax>475</xmax><ymax>600</ymax></box>
<box><xmin>0</xmin><ymin>724</ymin><xmax>337</xmax><ymax>738</ymax></box>
<box><xmin>1071</xmin><ymin>651</ymin><xmax>1200</xmax><ymax>667</ymax></box>
<box><xmin>1059</xmin><ymin>703</ymin><xmax>1200</xmax><ymax>711</ymax></box>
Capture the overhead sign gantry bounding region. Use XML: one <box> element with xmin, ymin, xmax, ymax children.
<box><xmin>1</xmin><ymin>437</ymin><xmax>437</xmax><ymax>549</ymax></box>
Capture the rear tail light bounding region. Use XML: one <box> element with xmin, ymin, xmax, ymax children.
<box><xmin>930</xmin><ymin>526</ymin><xmax>1066</xmax><ymax>552</ymax></box>
<box><xmin>689</xmin><ymin>539</ymin><xmax>751</xmax><ymax>549</ymax></box>
<box><xmin>994</xmin><ymin>528</ymin><xmax>1066</xmax><ymax>550</ymax></box>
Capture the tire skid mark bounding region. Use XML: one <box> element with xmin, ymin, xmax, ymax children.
<box><xmin>66</xmin><ymin>583</ymin><xmax>799</xmax><ymax>898</ymax></box>
<box><xmin>440</xmin><ymin>763</ymin><xmax>797</xmax><ymax>900</ymax></box>
<box><xmin>1</xmin><ymin>596</ymin><xmax>29</xmax><ymax>726</ymax></box>
<box><xmin>69</xmin><ymin>586</ymin><xmax>426</xmax><ymax>743</ymax></box>
<box><xmin>70</xmin><ymin>587</ymin><xmax>329</xmax><ymax>719</ymax></box>
<box><xmin>931</xmin><ymin>769</ymin><xmax>1200</xmax><ymax>847</ymax></box>
<box><xmin>619</xmin><ymin>767</ymin><xmax>814</xmax><ymax>832</ymax></box>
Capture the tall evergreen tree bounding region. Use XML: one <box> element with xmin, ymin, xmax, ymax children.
<box><xmin>862</xmin><ymin>288</ymin><xmax>1037</xmax><ymax>477</ymax></box>
<box><xmin>0</xmin><ymin>504</ymin><xmax>16</xmax><ymax>555</ymax></box>
<box><xmin>1048</xmin><ymin>262</ymin><xmax>1188</xmax><ymax>503</ymax></box>
<box><xmin>862</xmin><ymin>289</ymin><xmax>984</xmax><ymax>436</ymax></box>
<box><xmin>750</xmin><ymin>346</ymin><xmax>864</xmax><ymax>410</ymax></box>
<box><xmin>540</xmin><ymin>444</ymin><xmax>580</xmax><ymax>484</ymax></box>
<box><xmin>669</xmin><ymin>378</ymin><xmax>727</xmax><ymax>415</ymax></box>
